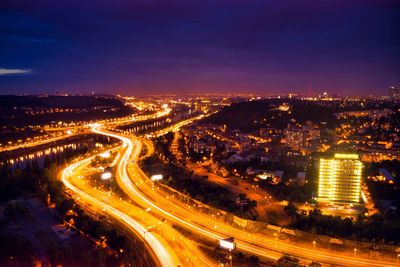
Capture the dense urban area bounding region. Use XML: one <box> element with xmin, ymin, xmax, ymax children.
<box><xmin>0</xmin><ymin>89</ymin><xmax>399</xmax><ymax>267</ymax></box>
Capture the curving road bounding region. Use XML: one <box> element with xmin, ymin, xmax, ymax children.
<box><xmin>61</xmin><ymin>150</ymin><xmax>181</xmax><ymax>267</ymax></box>
<box><xmin>91</xmin><ymin>124</ymin><xmax>398</xmax><ymax>267</ymax></box>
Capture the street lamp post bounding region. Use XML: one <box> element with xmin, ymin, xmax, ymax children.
<box><xmin>274</xmin><ymin>233</ymin><xmax>278</xmax><ymax>249</ymax></box>
<box><xmin>312</xmin><ymin>240</ymin><xmax>316</xmax><ymax>262</ymax></box>
<box><xmin>353</xmin><ymin>248</ymin><xmax>357</xmax><ymax>266</ymax></box>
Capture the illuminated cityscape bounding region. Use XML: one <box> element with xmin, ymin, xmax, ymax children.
<box><xmin>318</xmin><ymin>154</ymin><xmax>363</xmax><ymax>204</ymax></box>
<box><xmin>0</xmin><ymin>1</ymin><xmax>399</xmax><ymax>267</ymax></box>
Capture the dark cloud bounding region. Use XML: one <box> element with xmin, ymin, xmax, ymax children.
<box><xmin>0</xmin><ymin>0</ymin><xmax>399</xmax><ymax>95</ymax></box>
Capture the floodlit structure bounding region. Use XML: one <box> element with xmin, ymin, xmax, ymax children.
<box><xmin>151</xmin><ymin>174</ymin><xmax>163</xmax><ymax>181</ymax></box>
<box><xmin>318</xmin><ymin>153</ymin><xmax>363</xmax><ymax>203</ymax></box>
<box><xmin>100</xmin><ymin>151</ymin><xmax>111</xmax><ymax>158</ymax></box>
<box><xmin>101</xmin><ymin>171</ymin><xmax>112</xmax><ymax>180</ymax></box>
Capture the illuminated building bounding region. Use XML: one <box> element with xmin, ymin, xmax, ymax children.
<box><xmin>389</xmin><ymin>86</ymin><xmax>400</xmax><ymax>99</ymax></box>
<box><xmin>318</xmin><ymin>153</ymin><xmax>363</xmax><ymax>203</ymax></box>
<box><xmin>284</xmin><ymin>124</ymin><xmax>320</xmax><ymax>151</ymax></box>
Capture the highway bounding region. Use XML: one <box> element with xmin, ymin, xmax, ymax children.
<box><xmin>91</xmin><ymin>125</ymin><xmax>398</xmax><ymax>267</ymax></box>
<box><xmin>61</xmin><ymin>137</ymin><xmax>216</xmax><ymax>267</ymax></box>
<box><xmin>2</xmin><ymin>104</ymin><xmax>171</xmax><ymax>153</ymax></box>
<box><xmin>0</xmin><ymin>131</ymin><xmax>83</xmax><ymax>153</ymax></box>
<box><xmin>3</xmin><ymin>100</ymin><xmax>396</xmax><ymax>266</ymax></box>
<box><xmin>61</xmin><ymin>151</ymin><xmax>181</xmax><ymax>267</ymax></box>
<box><xmin>150</xmin><ymin>113</ymin><xmax>213</xmax><ymax>138</ymax></box>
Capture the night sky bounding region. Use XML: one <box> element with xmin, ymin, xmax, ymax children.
<box><xmin>0</xmin><ymin>1</ymin><xmax>399</xmax><ymax>95</ymax></box>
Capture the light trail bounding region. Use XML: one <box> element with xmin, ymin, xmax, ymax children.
<box><xmin>91</xmin><ymin>125</ymin><xmax>397</xmax><ymax>267</ymax></box>
<box><xmin>150</xmin><ymin>112</ymin><xmax>216</xmax><ymax>138</ymax></box>
<box><xmin>61</xmin><ymin>151</ymin><xmax>181</xmax><ymax>267</ymax></box>
<box><xmin>92</xmin><ymin>126</ymin><xmax>224</xmax><ymax>241</ymax></box>
<box><xmin>0</xmin><ymin>131</ymin><xmax>82</xmax><ymax>153</ymax></box>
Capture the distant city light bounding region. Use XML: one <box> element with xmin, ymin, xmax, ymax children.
<box><xmin>257</xmin><ymin>174</ymin><xmax>269</xmax><ymax>180</ymax></box>
<box><xmin>278</xmin><ymin>104</ymin><xmax>290</xmax><ymax>111</ymax></box>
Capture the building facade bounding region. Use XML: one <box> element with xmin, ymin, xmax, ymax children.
<box><xmin>389</xmin><ymin>86</ymin><xmax>400</xmax><ymax>99</ymax></box>
<box><xmin>318</xmin><ymin>154</ymin><xmax>363</xmax><ymax>203</ymax></box>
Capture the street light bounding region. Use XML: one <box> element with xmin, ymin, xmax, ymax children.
<box><xmin>312</xmin><ymin>240</ymin><xmax>316</xmax><ymax>262</ymax></box>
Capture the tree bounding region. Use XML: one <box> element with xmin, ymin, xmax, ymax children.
<box><xmin>284</xmin><ymin>202</ymin><xmax>298</xmax><ymax>222</ymax></box>
<box><xmin>0</xmin><ymin>234</ymin><xmax>35</xmax><ymax>266</ymax></box>
<box><xmin>249</xmin><ymin>255</ymin><xmax>260</xmax><ymax>266</ymax></box>
<box><xmin>267</xmin><ymin>210</ymin><xmax>279</xmax><ymax>225</ymax></box>
<box><xmin>309</xmin><ymin>261</ymin><xmax>321</xmax><ymax>267</ymax></box>
<box><xmin>276</xmin><ymin>254</ymin><xmax>301</xmax><ymax>267</ymax></box>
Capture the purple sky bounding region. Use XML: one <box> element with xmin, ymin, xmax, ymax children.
<box><xmin>0</xmin><ymin>0</ymin><xmax>399</xmax><ymax>96</ymax></box>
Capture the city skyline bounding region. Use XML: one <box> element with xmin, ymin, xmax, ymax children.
<box><xmin>1</xmin><ymin>1</ymin><xmax>399</xmax><ymax>95</ymax></box>
<box><xmin>1</xmin><ymin>2</ymin><xmax>400</xmax><ymax>265</ymax></box>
